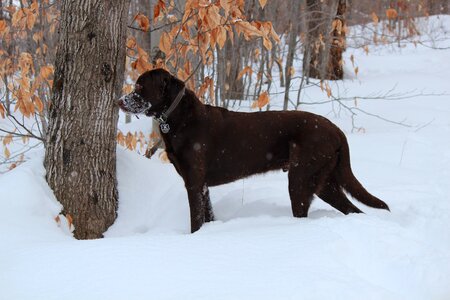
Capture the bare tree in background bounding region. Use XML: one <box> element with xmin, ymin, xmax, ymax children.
<box><xmin>303</xmin><ymin>0</ymin><xmax>347</xmax><ymax>81</ymax></box>
<box><xmin>283</xmin><ymin>0</ymin><xmax>301</xmax><ymax>110</ymax></box>
<box><xmin>44</xmin><ymin>0</ymin><xmax>131</xmax><ymax>239</ymax></box>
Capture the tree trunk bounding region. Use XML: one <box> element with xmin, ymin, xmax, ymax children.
<box><xmin>224</xmin><ymin>37</ymin><xmax>245</xmax><ymax>105</ymax></box>
<box><xmin>304</xmin><ymin>0</ymin><xmax>346</xmax><ymax>80</ymax></box>
<box><xmin>328</xmin><ymin>0</ymin><xmax>346</xmax><ymax>80</ymax></box>
<box><xmin>44</xmin><ymin>0</ymin><xmax>131</xmax><ymax>240</ymax></box>
<box><xmin>283</xmin><ymin>0</ymin><xmax>301</xmax><ymax>110</ymax></box>
<box><xmin>2</xmin><ymin>0</ymin><xmax>13</xmax><ymax>113</ymax></box>
<box><xmin>303</xmin><ymin>0</ymin><xmax>323</xmax><ymax>80</ymax></box>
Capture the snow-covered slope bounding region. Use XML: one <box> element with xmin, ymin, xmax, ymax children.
<box><xmin>1</xmin><ymin>15</ymin><xmax>450</xmax><ymax>300</ymax></box>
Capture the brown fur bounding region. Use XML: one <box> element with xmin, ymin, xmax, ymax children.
<box><xmin>118</xmin><ymin>69</ymin><xmax>389</xmax><ymax>233</ymax></box>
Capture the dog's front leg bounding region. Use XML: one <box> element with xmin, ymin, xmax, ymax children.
<box><xmin>181</xmin><ymin>155</ymin><xmax>207</xmax><ymax>233</ymax></box>
<box><xmin>185</xmin><ymin>181</ymin><xmax>206</xmax><ymax>233</ymax></box>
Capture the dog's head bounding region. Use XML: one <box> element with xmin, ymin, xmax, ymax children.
<box><xmin>117</xmin><ymin>68</ymin><xmax>183</xmax><ymax>116</ymax></box>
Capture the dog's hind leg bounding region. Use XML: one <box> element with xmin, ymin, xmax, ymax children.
<box><xmin>314</xmin><ymin>154</ymin><xmax>363</xmax><ymax>215</ymax></box>
<box><xmin>287</xmin><ymin>142</ymin><xmax>322</xmax><ymax>218</ymax></box>
<box><xmin>288</xmin><ymin>169</ymin><xmax>315</xmax><ymax>218</ymax></box>
<box><xmin>317</xmin><ymin>178</ymin><xmax>363</xmax><ymax>215</ymax></box>
<box><xmin>202</xmin><ymin>184</ymin><xmax>215</xmax><ymax>223</ymax></box>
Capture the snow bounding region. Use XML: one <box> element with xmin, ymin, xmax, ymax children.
<box><xmin>1</xmin><ymin>15</ymin><xmax>450</xmax><ymax>300</ymax></box>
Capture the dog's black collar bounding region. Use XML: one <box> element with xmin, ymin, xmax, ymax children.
<box><xmin>155</xmin><ymin>86</ymin><xmax>186</xmax><ymax>124</ymax></box>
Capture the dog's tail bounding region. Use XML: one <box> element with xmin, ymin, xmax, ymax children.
<box><xmin>334</xmin><ymin>135</ymin><xmax>390</xmax><ymax>211</ymax></box>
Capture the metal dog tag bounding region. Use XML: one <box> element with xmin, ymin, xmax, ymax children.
<box><xmin>160</xmin><ymin>123</ymin><xmax>170</xmax><ymax>134</ymax></box>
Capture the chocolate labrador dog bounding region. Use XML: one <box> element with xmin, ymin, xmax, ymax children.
<box><xmin>118</xmin><ymin>68</ymin><xmax>389</xmax><ymax>233</ymax></box>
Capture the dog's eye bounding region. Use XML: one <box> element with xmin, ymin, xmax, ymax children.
<box><xmin>135</xmin><ymin>83</ymin><xmax>143</xmax><ymax>92</ymax></box>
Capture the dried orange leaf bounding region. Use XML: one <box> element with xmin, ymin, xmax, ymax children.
<box><xmin>197</xmin><ymin>78</ymin><xmax>210</xmax><ymax>100</ymax></box>
<box><xmin>117</xmin><ymin>131</ymin><xmax>125</xmax><ymax>145</ymax></box>
<box><xmin>237</xmin><ymin>66</ymin><xmax>253</xmax><ymax>80</ymax></box>
<box><xmin>332</xmin><ymin>19</ymin><xmax>343</xmax><ymax>34</ymax></box>
<box><xmin>0</xmin><ymin>20</ymin><xmax>7</xmax><ymax>33</ymax></box>
<box><xmin>219</xmin><ymin>0</ymin><xmax>230</xmax><ymax>14</ymax></box>
<box><xmin>126</xmin><ymin>36</ymin><xmax>137</xmax><ymax>49</ymax></box>
<box><xmin>55</xmin><ymin>215</ymin><xmax>61</xmax><ymax>226</ymax></box>
<box><xmin>12</xmin><ymin>8</ymin><xmax>25</xmax><ymax>28</ymax></box>
<box><xmin>217</xmin><ymin>26</ymin><xmax>227</xmax><ymax>49</ymax></box>
<box><xmin>252</xmin><ymin>91</ymin><xmax>269</xmax><ymax>109</ymax></box>
<box><xmin>26</xmin><ymin>11</ymin><xmax>37</xmax><ymax>30</ymax></box>
<box><xmin>0</xmin><ymin>103</ymin><xmax>6</xmax><ymax>118</ymax></box>
<box><xmin>159</xmin><ymin>31</ymin><xmax>172</xmax><ymax>55</ymax></box>
<box><xmin>386</xmin><ymin>8</ymin><xmax>398</xmax><ymax>20</ymax></box>
<box><xmin>208</xmin><ymin>77</ymin><xmax>215</xmax><ymax>105</ymax></box>
<box><xmin>263</xmin><ymin>37</ymin><xmax>272</xmax><ymax>50</ymax></box>
<box><xmin>153</xmin><ymin>3</ymin><xmax>161</xmax><ymax>22</ymax></box>
<box><xmin>325</xmin><ymin>83</ymin><xmax>332</xmax><ymax>98</ymax></box>
<box><xmin>259</xmin><ymin>0</ymin><xmax>267</xmax><ymax>9</ymax></box>
<box><xmin>363</xmin><ymin>45</ymin><xmax>369</xmax><ymax>55</ymax></box>
<box><xmin>289</xmin><ymin>66</ymin><xmax>295</xmax><ymax>78</ymax></box>
<box><xmin>66</xmin><ymin>214</ymin><xmax>73</xmax><ymax>230</ymax></box>
<box><xmin>150</xmin><ymin>131</ymin><xmax>159</xmax><ymax>140</ymax></box>
<box><xmin>3</xmin><ymin>134</ymin><xmax>13</xmax><ymax>146</ymax></box>
<box><xmin>371</xmin><ymin>12</ymin><xmax>379</xmax><ymax>25</ymax></box>
<box><xmin>234</xmin><ymin>21</ymin><xmax>261</xmax><ymax>38</ymax></box>
<box><xmin>40</xmin><ymin>65</ymin><xmax>54</xmax><ymax>80</ymax></box>
<box><xmin>122</xmin><ymin>84</ymin><xmax>133</xmax><ymax>94</ymax></box>
<box><xmin>135</xmin><ymin>13</ymin><xmax>150</xmax><ymax>32</ymax></box>
<box><xmin>33</xmin><ymin>95</ymin><xmax>44</xmax><ymax>113</ymax></box>
<box><xmin>4</xmin><ymin>147</ymin><xmax>11</xmax><ymax>159</ymax></box>
<box><xmin>205</xmin><ymin>5</ymin><xmax>221</xmax><ymax>28</ymax></box>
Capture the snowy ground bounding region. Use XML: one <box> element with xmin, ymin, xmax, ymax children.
<box><xmin>1</xmin><ymin>16</ymin><xmax>450</xmax><ymax>300</ymax></box>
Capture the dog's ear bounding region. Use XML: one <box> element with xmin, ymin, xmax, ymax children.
<box><xmin>162</xmin><ymin>76</ymin><xmax>169</xmax><ymax>94</ymax></box>
<box><xmin>162</xmin><ymin>73</ymin><xmax>184</xmax><ymax>101</ymax></box>
<box><xmin>168</xmin><ymin>75</ymin><xmax>184</xmax><ymax>92</ymax></box>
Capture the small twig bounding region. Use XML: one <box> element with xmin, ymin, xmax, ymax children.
<box><xmin>0</xmin><ymin>128</ymin><xmax>42</xmax><ymax>140</ymax></box>
<box><xmin>414</xmin><ymin>118</ymin><xmax>435</xmax><ymax>132</ymax></box>
<box><xmin>0</xmin><ymin>141</ymin><xmax>43</xmax><ymax>173</ymax></box>
<box><xmin>351</xmin><ymin>107</ymin><xmax>412</xmax><ymax>127</ymax></box>
<box><xmin>415</xmin><ymin>40</ymin><xmax>450</xmax><ymax>50</ymax></box>
<box><xmin>6</xmin><ymin>114</ymin><xmax>44</xmax><ymax>141</ymax></box>
<box><xmin>128</xmin><ymin>19</ymin><xmax>182</xmax><ymax>33</ymax></box>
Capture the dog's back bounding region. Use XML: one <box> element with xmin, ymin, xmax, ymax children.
<box><xmin>199</xmin><ymin>106</ymin><xmax>341</xmax><ymax>186</ymax></box>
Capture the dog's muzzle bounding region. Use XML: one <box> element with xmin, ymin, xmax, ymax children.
<box><xmin>117</xmin><ymin>92</ymin><xmax>151</xmax><ymax>114</ymax></box>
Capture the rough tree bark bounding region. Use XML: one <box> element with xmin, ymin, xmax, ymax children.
<box><xmin>44</xmin><ymin>0</ymin><xmax>131</xmax><ymax>240</ymax></box>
